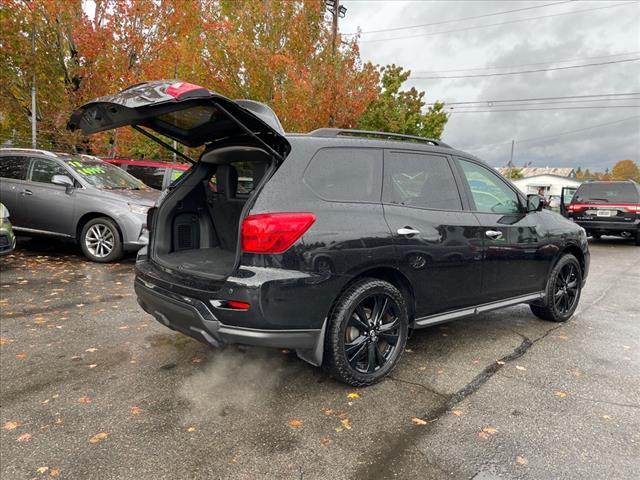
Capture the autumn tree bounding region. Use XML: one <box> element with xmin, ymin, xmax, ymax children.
<box><xmin>611</xmin><ymin>159</ymin><xmax>640</xmax><ymax>181</ymax></box>
<box><xmin>357</xmin><ymin>64</ymin><xmax>448</xmax><ymax>139</ymax></box>
<box><xmin>503</xmin><ymin>167</ymin><xmax>524</xmax><ymax>180</ymax></box>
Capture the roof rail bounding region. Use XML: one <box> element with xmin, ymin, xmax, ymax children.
<box><xmin>307</xmin><ymin>128</ymin><xmax>451</xmax><ymax>148</ymax></box>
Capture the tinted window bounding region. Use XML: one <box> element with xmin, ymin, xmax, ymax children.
<box><xmin>574</xmin><ymin>183</ymin><xmax>639</xmax><ymax>203</ymax></box>
<box><xmin>383</xmin><ymin>151</ymin><xmax>462</xmax><ymax>210</ymax></box>
<box><xmin>458</xmin><ymin>159</ymin><xmax>521</xmax><ymax>214</ymax></box>
<box><xmin>29</xmin><ymin>158</ymin><xmax>68</xmax><ymax>184</ymax></box>
<box><xmin>304</xmin><ymin>148</ymin><xmax>382</xmax><ymax>202</ymax></box>
<box><xmin>0</xmin><ymin>156</ymin><xmax>27</xmax><ymax>180</ymax></box>
<box><xmin>127</xmin><ymin>165</ymin><xmax>166</xmax><ymax>190</ymax></box>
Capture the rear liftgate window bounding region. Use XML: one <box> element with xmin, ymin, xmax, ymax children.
<box><xmin>303</xmin><ymin>148</ymin><xmax>382</xmax><ymax>202</ymax></box>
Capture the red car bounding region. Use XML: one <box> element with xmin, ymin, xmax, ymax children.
<box><xmin>102</xmin><ymin>158</ymin><xmax>190</xmax><ymax>190</ymax></box>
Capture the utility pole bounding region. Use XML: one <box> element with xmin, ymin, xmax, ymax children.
<box><xmin>508</xmin><ymin>139</ymin><xmax>515</xmax><ymax>167</ymax></box>
<box><xmin>31</xmin><ymin>20</ymin><xmax>37</xmax><ymax>149</ymax></box>
<box><xmin>325</xmin><ymin>0</ymin><xmax>346</xmax><ymax>127</ymax></box>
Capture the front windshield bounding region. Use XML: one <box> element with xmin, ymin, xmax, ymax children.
<box><xmin>64</xmin><ymin>157</ymin><xmax>148</xmax><ymax>190</ymax></box>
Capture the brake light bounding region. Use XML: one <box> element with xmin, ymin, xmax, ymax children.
<box><xmin>166</xmin><ymin>81</ymin><xmax>207</xmax><ymax>99</ymax></box>
<box><xmin>624</xmin><ymin>205</ymin><xmax>640</xmax><ymax>213</ymax></box>
<box><xmin>241</xmin><ymin>213</ymin><xmax>316</xmax><ymax>254</ymax></box>
<box><xmin>567</xmin><ymin>203</ymin><xmax>586</xmax><ymax>213</ymax></box>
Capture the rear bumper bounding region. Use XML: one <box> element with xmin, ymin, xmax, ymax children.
<box><xmin>573</xmin><ymin>219</ymin><xmax>639</xmax><ymax>235</ymax></box>
<box><xmin>134</xmin><ymin>277</ymin><xmax>324</xmax><ymax>361</ymax></box>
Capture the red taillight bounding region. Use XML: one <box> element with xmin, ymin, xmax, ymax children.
<box><xmin>567</xmin><ymin>203</ymin><xmax>586</xmax><ymax>213</ymax></box>
<box><xmin>623</xmin><ymin>204</ymin><xmax>640</xmax><ymax>213</ymax></box>
<box><xmin>226</xmin><ymin>300</ymin><xmax>250</xmax><ymax>311</ymax></box>
<box><xmin>241</xmin><ymin>213</ymin><xmax>316</xmax><ymax>254</ymax></box>
<box><xmin>166</xmin><ymin>81</ymin><xmax>207</xmax><ymax>99</ymax></box>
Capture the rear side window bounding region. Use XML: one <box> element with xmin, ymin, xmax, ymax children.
<box><xmin>127</xmin><ymin>165</ymin><xmax>166</xmax><ymax>190</ymax></box>
<box><xmin>29</xmin><ymin>158</ymin><xmax>68</xmax><ymax>184</ymax></box>
<box><xmin>0</xmin><ymin>156</ymin><xmax>27</xmax><ymax>180</ymax></box>
<box><xmin>303</xmin><ymin>148</ymin><xmax>382</xmax><ymax>202</ymax></box>
<box><xmin>383</xmin><ymin>151</ymin><xmax>462</xmax><ymax>210</ymax></box>
<box><xmin>574</xmin><ymin>183</ymin><xmax>639</xmax><ymax>204</ymax></box>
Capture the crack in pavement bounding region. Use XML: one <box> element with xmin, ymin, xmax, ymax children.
<box><xmin>387</xmin><ymin>375</ymin><xmax>448</xmax><ymax>399</ymax></box>
<box><xmin>355</xmin><ymin>324</ymin><xmax>561</xmax><ymax>479</ymax></box>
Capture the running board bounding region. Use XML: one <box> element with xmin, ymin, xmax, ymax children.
<box><xmin>13</xmin><ymin>226</ymin><xmax>72</xmax><ymax>238</ymax></box>
<box><xmin>413</xmin><ymin>292</ymin><xmax>545</xmax><ymax>328</ymax></box>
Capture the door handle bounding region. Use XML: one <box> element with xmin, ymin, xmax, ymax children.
<box><xmin>21</xmin><ymin>189</ymin><xmax>33</xmax><ymax>196</ymax></box>
<box><xmin>397</xmin><ymin>227</ymin><xmax>420</xmax><ymax>236</ymax></box>
<box><xmin>485</xmin><ymin>230</ymin><xmax>503</xmax><ymax>239</ymax></box>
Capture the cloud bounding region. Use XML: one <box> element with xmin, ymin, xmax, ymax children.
<box><xmin>341</xmin><ymin>0</ymin><xmax>640</xmax><ymax>170</ymax></box>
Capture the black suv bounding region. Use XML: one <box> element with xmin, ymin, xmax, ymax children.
<box><xmin>565</xmin><ymin>181</ymin><xmax>640</xmax><ymax>245</ymax></box>
<box><xmin>70</xmin><ymin>81</ymin><xmax>590</xmax><ymax>386</ymax></box>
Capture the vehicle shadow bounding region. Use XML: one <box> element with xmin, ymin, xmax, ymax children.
<box><xmin>588</xmin><ymin>236</ymin><xmax>637</xmax><ymax>247</ymax></box>
<box><xmin>11</xmin><ymin>235</ymin><xmax>137</xmax><ymax>264</ymax></box>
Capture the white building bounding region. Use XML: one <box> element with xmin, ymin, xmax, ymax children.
<box><xmin>512</xmin><ymin>174</ymin><xmax>582</xmax><ymax>209</ymax></box>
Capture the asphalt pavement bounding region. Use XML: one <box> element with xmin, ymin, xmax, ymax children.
<box><xmin>1</xmin><ymin>236</ymin><xmax>638</xmax><ymax>479</ymax></box>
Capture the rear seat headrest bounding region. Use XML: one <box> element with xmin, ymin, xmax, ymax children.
<box><xmin>216</xmin><ymin>164</ymin><xmax>238</xmax><ymax>199</ymax></box>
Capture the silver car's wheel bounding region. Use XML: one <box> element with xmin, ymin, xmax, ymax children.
<box><xmin>85</xmin><ymin>223</ymin><xmax>115</xmax><ymax>258</ymax></box>
<box><xmin>80</xmin><ymin>217</ymin><xmax>123</xmax><ymax>263</ymax></box>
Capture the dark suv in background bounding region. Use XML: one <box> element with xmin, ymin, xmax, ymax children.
<box><xmin>70</xmin><ymin>81</ymin><xmax>590</xmax><ymax>386</ymax></box>
<box><xmin>565</xmin><ymin>180</ymin><xmax>640</xmax><ymax>245</ymax></box>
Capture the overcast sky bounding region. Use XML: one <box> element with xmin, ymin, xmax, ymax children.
<box><xmin>340</xmin><ymin>0</ymin><xmax>640</xmax><ymax>171</ymax></box>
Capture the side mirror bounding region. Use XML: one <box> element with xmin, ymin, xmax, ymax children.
<box><xmin>526</xmin><ymin>194</ymin><xmax>543</xmax><ymax>212</ymax></box>
<box><xmin>51</xmin><ymin>175</ymin><xmax>74</xmax><ymax>189</ymax></box>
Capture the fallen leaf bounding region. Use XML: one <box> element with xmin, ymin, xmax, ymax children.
<box><xmin>603</xmin><ymin>415</ymin><xmax>611</xmax><ymax>420</ymax></box>
<box><xmin>451</xmin><ymin>410</ymin><xmax>464</xmax><ymax>417</ymax></box>
<box><xmin>322</xmin><ymin>408</ymin><xmax>334</xmax><ymax>416</ymax></box>
<box><xmin>411</xmin><ymin>417</ymin><xmax>427</xmax><ymax>425</ymax></box>
<box><xmin>334</xmin><ymin>426</ymin><xmax>343</xmax><ymax>433</ymax></box>
<box><xmin>191</xmin><ymin>357</ymin><xmax>202</xmax><ymax>364</ymax></box>
<box><xmin>3</xmin><ymin>421</ymin><xmax>18</xmax><ymax>430</ymax></box>
<box><xmin>623</xmin><ymin>345</ymin><xmax>631</xmax><ymax>350</ymax></box>
<box><xmin>88</xmin><ymin>364</ymin><xmax>97</xmax><ymax>369</ymax></box>
<box><xmin>130</xmin><ymin>406</ymin><xmax>142</xmax><ymax>415</ymax></box>
<box><xmin>341</xmin><ymin>418</ymin><xmax>352</xmax><ymax>430</ymax></box>
<box><xmin>556</xmin><ymin>335</ymin><xmax>569</xmax><ymax>340</ymax></box>
<box><xmin>347</xmin><ymin>393</ymin><xmax>360</xmax><ymax>400</ymax></box>
<box><xmin>37</xmin><ymin>467</ymin><xmax>49</xmax><ymax>474</ymax></box>
<box><xmin>554</xmin><ymin>391</ymin><xmax>567</xmax><ymax>398</ymax></box>
<box><xmin>78</xmin><ymin>396</ymin><xmax>93</xmax><ymax>404</ymax></box>
<box><xmin>405</xmin><ymin>348</ymin><xmax>413</xmax><ymax>353</ymax></box>
<box><xmin>88</xmin><ymin>432</ymin><xmax>108</xmax><ymax>444</ymax></box>
<box><xmin>320</xmin><ymin>437</ymin><xmax>332</xmax><ymax>446</ymax></box>
<box><xmin>15</xmin><ymin>353</ymin><xmax>27</xmax><ymax>360</ymax></box>
<box><xmin>515</xmin><ymin>365</ymin><xmax>526</xmax><ymax>371</ymax></box>
<box><xmin>516</xmin><ymin>456</ymin><xmax>529</xmax><ymax>465</ymax></box>
<box><xmin>85</xmin><ymin>348</ymin><xmax>98</xmax><ymax>353</ymax></box>
<box><xmin>49</xmin><ymin>468</ymin><xmax>61</xmax><ymax>477</ymax></box>
<box><xmin>482</xmin><ymin>426</ymin><xmax>498</xmax><ymax>435</ymax></box>
<box><xmin>478</xmin><ymin>431</ymin><xmax>490</xmax><ymax>440</ymax></box>
<box><xmin>17</xmin><ymin>432</ymin><xmax>32</xmax><ymax>442</ymax></box>
<box><xmin>76</xmin><ymin>304</ymin><xmax>84</xmax><ymax>307</ymax></box>
<box><xmin>0</xmin><ymin>337</ymin><xmax>14</xmax><ymax>346</ymax></box>
<box><xmin>288</xmin><ymin>419</ymin><xmax>303</xmax><ymax>428</ymax></box>
<box><xmin>187</xmin><ymin>427</ymin><xmax>196</xmax><ymax>432</ymax></box>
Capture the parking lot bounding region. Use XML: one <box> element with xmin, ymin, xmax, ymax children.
<box><xmin>1</xmin><ymin>237</ymin><xmax>638</xmax><ymax>480</ymax></box>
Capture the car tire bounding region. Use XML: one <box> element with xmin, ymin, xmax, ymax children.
<box><xmin>635</xmin><ymin>231</ymin><xmax>640</xmax><ymax>246</ymax></box>
<box><xmin>80</xmin><ymin>217</ymin><xmax>123</xmax><ymax>263</ymax></box>
<box><xmin>324</xmin><ymin>278</ymin><xmax>409</xmax><ymax>386</ymax></box>
<box><xmin>530</xmin><ymin>254</ymin><xmax>582</xmax><ymax>322</ymax></box>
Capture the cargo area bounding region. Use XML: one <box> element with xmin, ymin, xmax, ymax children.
<box><xmin>150</xmin><ymin>146</ymin><xmax>272</xmax><ymax>279</ymax></box>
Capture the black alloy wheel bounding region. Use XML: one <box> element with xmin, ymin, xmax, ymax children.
<box><xmin>530</xmin><ymin>254</ymin><xmax>582</xmax><ymax>322</ymax></box>
<box><xmin>325</xmin><ymin>278</ymin><xmax>408</xmax><ymax>386</ymax></box>
<box><xmin>552</xmin><ymin>262</ymin><xmax>580</xmax><ymax>315</ymax></box>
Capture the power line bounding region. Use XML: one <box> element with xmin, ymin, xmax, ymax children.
<box><xmin>411</xmin><ymin>51</ymin><xmax>640</xmax><ymax>74</ymax></box>
<box><xmin>448</xmin><ymin>99</ymin><xmax>640</xmax><ymax>109</ymax></box>
<box><xmin>344</xmin><ymin>1</ymin><xmax>571</xmax><ymax>35</ymax></box>
<box><xmin>425</xmin><ymin>92</ymin><xmax>640</xmax><ymax>106</ymax></box>
<box><xmin>412</xmin><ymin>58</ymin><xmax>639</xmax><ymax>80</ymax></box>
<box><xmin>458</xmin><ymin>115</ymin><xmax>640</xmax><ymax>150</ymax></box>
<box><xmin>359</xmin><ymin>2</ymin><xmax>637</xmax><ymax>43</ymax></box>
<box><xmin>448</xmin><ymin>105</ymin><xmax>639</xmax><ymax>113</ymax></box>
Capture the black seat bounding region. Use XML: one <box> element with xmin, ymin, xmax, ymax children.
<box><xmin>211</xmin><ymin>164</ymin><xmax>245</xmax><ymax>250</ymax></box>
